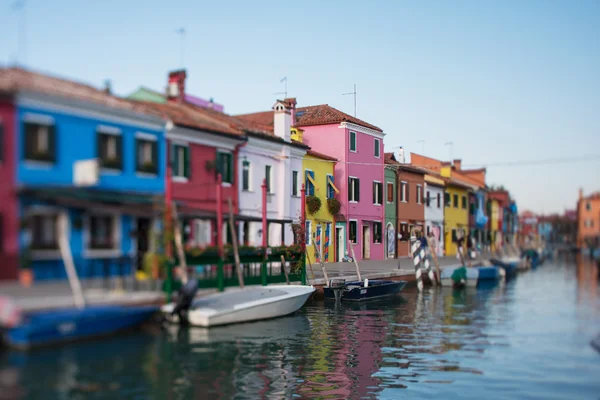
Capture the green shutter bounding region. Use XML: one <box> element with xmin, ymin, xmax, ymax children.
<box><xmin>378</xmin><ymin>182</ymin><xmax>383</xmax><ymax>204</ymax></box>
<box><xmin>216</xmin><ymin>152</ymin><xmax>224</xmax><ymax>179</ymax></box>
<box><xmin>356</xmin><ymin>179</ymin><xmax>360</xmax><ymax>202</ymax></box>
<box><xmin>226</xmin><ymin>153</ymin><xmax>233</xmax><ymax>183</ymax></box>
<box><xmin>372</xmin><ymin>182</ymin><xmax>376</xmax><ymax>204</ymax></box>
<box><xmin>184</xmin><ymin>146</ymin><xmax>190</xmax><ymax>178</ymax></box>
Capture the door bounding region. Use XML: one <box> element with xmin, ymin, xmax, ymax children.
<box><xmin>136</xmin><ymin>218</ymin><xmax>151</xmax><ymax>271</ymax></box>
<box><xmin>336</xmin><ymin>227</ymin><xmax>344</xmax><ymax>261</ymax></box>
<box><xmin>386</xmin><ymin>223</ymin><xmax>395</xmax><ymax>258</ymax></box>
<box><xmin>363</xmin><ymin>224</ymin><xmax>371</xmax><ymax>259</ymax></box>
<box><xmin>315</xmin><ymin>224</ymin><xmax>322</xmax><ymax>262</ymax></box>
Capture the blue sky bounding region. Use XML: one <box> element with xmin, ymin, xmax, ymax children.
<box><xmin>1</xmin><ymin>0</ymin><xmax>599</xmax><ymax>213</ymax></box>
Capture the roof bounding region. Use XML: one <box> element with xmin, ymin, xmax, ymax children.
<box><xmin>306</xmin><ymin>149</ymin><xmax>338</xmax><ymax>162</ymax></box>
<box><xmin>0</xmin><ymin>67</ymin><xmax>161</xmax><ymax>118</ymax></box>
<box><xmin>236</xmin><ymin>104</ymin><xmax>383</xmax><ymax>133</ymax></box>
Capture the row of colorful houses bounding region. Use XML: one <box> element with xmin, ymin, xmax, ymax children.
<box><xmin>0</xmin><ymin>67</ymin><xmax>519</xmax><ymax>281</ymax></box>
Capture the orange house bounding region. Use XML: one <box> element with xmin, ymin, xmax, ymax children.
<box><xmin>577</xmin><ymin>189</ymin><xmax>600</xmax><ymax>249</ymax></box>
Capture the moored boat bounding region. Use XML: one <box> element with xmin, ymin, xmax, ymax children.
<box><xmin>4</xmin><ymin>305</ymin><xmax>158</xmax><ymax>350</ymax></box>
<box><xmin>323</xmin><ymin>279</ymin><xmax>407</xmax><ymax>302</ymax></box>
<box><xmin>161</xmin><ymin>285</ymin><xmax>315</xmax><ymax>327</ymax></box>
<box><xmin>441</xmin><ymin>265</ymin><xmax>503</xmax><ymax>288</ymax></box>
<box><xmin>489</xmin><ymin>258</ymin><xmax>519</xmax><ymax>279</ymax></box>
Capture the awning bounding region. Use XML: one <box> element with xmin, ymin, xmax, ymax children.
<box><xmin>307</xmin><ymin>174</ymin><xmax>318</xmax><ymax>189</ymax></box>
<box><xmin>236</xmin><ymin>215</ymin><xmax>294</xmax><ymax>224</ymax></box>
<box><xmin>327</xmin><ymin>176</ymin><xmax>339</xmax><ymax>194</ymax></box>
<box><xmin>334</xmin><ymin>214</ymin><xmax>346</xmax><ymax>222</ymax></box>
<box><xmin>19</xmin><ymin>186</ymin><xmax>164</xmax><ymax>217</ymax></box>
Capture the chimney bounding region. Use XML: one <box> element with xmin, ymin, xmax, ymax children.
<box><xmin>284</xmin><ymin>98</ymin><xmax>297</xmax><ymax>125</ymax></box>
<box><xmin>453</xmin><ymin>159</ymin><xmax>462</xmax><ymax>170</ymax></box>
<box><xmin>103</xmin><ymin>79</ymin><xmax>112</xmax><ymax>95</ymax></box>
<box><xmin>395</xmin><ymin>147</ymin><xmax>405</xmax><ymax>163</ymax></box>
<box><xmin>273</xmin><ymin>100</ymin><xmax>291</xmax><ymax>142</ymax></box>
<box><xmin>579</xmin><ymin>188</ymin><xmax>584</xmax><ymax>200</ymax></box>
<box><xmin>167</xmin><ymin>70</ymin><xmax>187</xmax><ymax>103</ymax></box>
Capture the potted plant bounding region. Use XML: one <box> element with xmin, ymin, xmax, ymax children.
<box><xmin>327</xmin><ymin>198</ymin><xmax>341</xmax><ymax>215</ymax></box>
<box><xmin>205</xmin><ymin>160</ymin><xmax>216</xmax><ymax>172</ymax></box>
<box><xmin>19</xmin><ymin>249</ymin><xmax>33</xmax><ymax>288</ymax></box>
<box><xmin>306</xmin><ymin>195</ymin><xmax>322</xmax><ymax>215</ymax></box>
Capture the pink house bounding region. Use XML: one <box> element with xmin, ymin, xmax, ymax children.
<box><xmin>237</xmin><ymin>104</ymin><xmax>385</xmax><ymax>261</ymax></box>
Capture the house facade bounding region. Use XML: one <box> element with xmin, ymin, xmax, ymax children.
<box><xmin>424</xmin><ymin>174</ymin><xmax>445</xmax><ymax>257</ymax></box>
<box><xmin>443</xmin><ymin>180</ymin><xmax>470</xmax><ymax>257</ymax></box>
<box><xmin>384</xmin><ymin>157</ymin><xmax>397</xmax><ymax>259</ymax></box>
<box><xmin>577</xmin><ymin>189</ymin><xmax>600</xmax><ymax>249</ymax></box>
<box><xmin>396</xmin><ymin>165</ymin><xmax>426</xmax><ymax>257</ymax></box>
<box><xmin>1</xmin><ymin>67</ymin><xmax>166</xmax><ymax>281</ymax></box>
<box><xmin>238</xmin><ymin>103</ymin><xmax>385</xmax><ymax>261</ymax></box>
<box><xmin>0</xmin><ymin>97</ymin><xmax>18</xmax><ymax>280</ymax></box>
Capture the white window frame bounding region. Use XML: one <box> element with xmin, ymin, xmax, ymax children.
<box><xmin>83</xmin><ymin>212</ymin><xmax>122</xmax><ymax>258</ymax></box>
<box><xmin>305</xmin><ymin>168</ymin><xmax>315</xmax><ymax>196</ymax></box>
<box><xmin>374</xmin><ymin>138</ymin><xmax>380</xmax><ymax>158</ymax></box>
<box><xmin>217</xmin><ymin>150</ymin><xmax>234</xmax><ymax>187</ymax></box>
<box><xmin>349</xmin><ymin>176</ymin><xmax>359</xmax><ymax>203</ymax></box>
<box><xmin>349</xmin><ymin>131</ymin><xmax>357</xmax><ymax>152</ymax></box>
<box><xmin>242</xmin><ymin>159</ymin><xmax>252</xmax><ymax>192</ymax></box>
<box><xmin>171</xmin><ymin>141</ymin><xmax>189</xmax><ymax>182</ymax></box>
<box><xmin>373</xmin><ymin>180</ymin><xmax>382</xmax><ymax>205</ymax></box>
<box><xmin>265</xmin><ymin>165</ymin><xmax>273</xmax><ymax>194</ymax></box>
<box><xmin>373</xmin><ymin>221</ymin><xmax>382</xmax><ymax>244</ymax></box>
<box><xmin>326</xmin><ymin>174</ymin><xmax>335</xmax><ymax>199</ymax></box>
<box><xmin>349</xmin><ymin>219</ymin><xmax>358</xmax><ymax>244</ymax></box>
<box><xmin>416</xmin><ymin>184</ymin><xmax>422</xmax><ymax>204</ymax></box>
<box><xmin>400</xmin><ymin>181</ymin><xmax>407</xmax><ymax>203</ymax></box>
<box><xmin>25</xmin><ymin>206</ymin><xmax>65</xmax><ymax>260</ymax></box>
<box><xmin>305</xmin><ymin>220</ymin><xmax>312</xmax><ymax>245</ymax></box>
<box><xmin>386</xmin><ymin>182</ymin><xmax>394</xmax><ymax>204</ymax></box>
<box><xmin>193</xmin><ymin>219</ymin><xmax>212</xmax><ymax>247</ymax></box>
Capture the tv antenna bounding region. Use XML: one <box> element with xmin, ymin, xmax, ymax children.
<box><xmin>175</xmin><ymin>28</ymin><xmax>186</xmax><ymax>68</ymax></box>
<box><xmin>274</xmin><ymin>77</ymin><xmax>287</xmax><ymax>98</ymax></box>
<box><xmin>343</xmin><ymin>84</ymin><xmax>357</xmax><ymax>117</ymax></box>
<box><xmin>444</xmin><ymin>141</ymin><xmax>454</xmax><ymax>161</ymax></box>
<box><xmin>11</xmin><ymin>0</ymin><xmax>26</xmax><ymax>65</ymax></box>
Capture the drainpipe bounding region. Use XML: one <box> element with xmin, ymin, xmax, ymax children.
<box><xmin>165</xmin><ymin>165</ymin><xmax>173</xmax><ymax>259</ymax></box>
<box><xmin>233</xmin><ymin>139</ymin><xmax>248</xmax><ymax>216</ymax></box>
<box><xmin>216</xmin><ymin>173</ymin><xmax>223</xmax><ymax>255</ymax></box>
<box><xmin>262</xmin><ymin>179</ymin><xmax>268</xmax><ymax>249</ymax></box>
<box><xmin>301</xmin><ymin>183</ymin><xmax>306</xmax><ymax>252</ymax></box>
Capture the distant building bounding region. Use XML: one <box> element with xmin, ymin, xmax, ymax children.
<box><xmin>577</xmin><ymin>189</ymin><xmax>600</xmax><ymax>249</ymax></box>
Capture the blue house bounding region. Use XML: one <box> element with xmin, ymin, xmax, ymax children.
<box><xmin>6</xmin><ymin>68</ymin><xmax>166</xmax><ymax>280</ymax></box>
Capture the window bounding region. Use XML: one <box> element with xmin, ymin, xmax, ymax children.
<box><xmin>453</xmin><ymin>194</ymin><xmax>459</xmax><ymax>208</ymax></box>
<box><xmin>374</xmin><ymin>138</ymin><xmax>380</xmax><ymax>158</ymax></box>
<box><xmin>373</xmin><ymin>222</ymin><xmax>382</xmax><ymax>243</ymax></box>
<box><xmin>326</xmin><ymin>174</ymin><xmax>335</xmax><ymax>199</ymax></box>
<box><xmin>586</xmin><ymin>202</ymin><xmax>591</xmax><ymax>211</ymax></box>
<box><xmin>136</xmin><ymin>137</ymin><xmax>158</xmax><ymax>174</ymax></box>
<box><xmin>242</xmin><ymin>160</ymin><xmax>251</xmax><ymax>191</ymax></box>
<box><xmin>349</xmin><ymin>177</ymin><xmax>360</xmax><ymax>202</ymax></box>
<box><xmin>426</xmin><ymin>191</ymin><xmax>430</xmax><ymax>207</ymax></box>
<box><xmin>305</xmin><ymin>220</ymin><xmax>312</xmax><ymax>245</ymax></box>
<box><xmin>265</xmin><ymin>165</ymin><xmax>272</xmax><ymax>193</ymax></box>
<box><xmin>470</xmin><ymin>202</ymin><xmax>476</xmax><ymax>215</ymax></box>
<box><xmin>291</xmin><ymin>170</ymin><xmax>299</xmax><ymax>196</ymax></box>
<box><xmin>426</xmin><ymin>225</ymin><xmax>430</xmax><ymax>236</ymax></box>
<box><xmin>349</xmin><ymin>131</ymin><xmax>357</xmax><ymax>152</ymax></box>
<box><xmin>349</xmin><ymin>220</ymin><xmax>358</xmax><ymax>243</ymax></box>
<box><xmin>399</xmin><ymin>222</ymin><xmax>409</xmax><ymax>241</ymax></box>
<box><xmin>387</xmin><ymin>183</ymin><xmax>394</xmax><ymax>203</ymax></box>
<box><xmin>305</xmin><ymin>170</ymin><xmax>315</xmax><ymax>196</ymax></box>
<box><xmin>89</xmin><ymin>215</ymin><xmax>116</xmax><ymax>249</ymax></box>
<box><xmin>462</xmin><ymin>196</ymin><xmax>467</xmax><ymax>209</ymax></box>
<box><xmin>171</xmin><ymin>143</ymin><xmax>189</xmax><ymax>178</ymax></box>
<box><xmin>452</xmin><ymin>229</ymin><xmax>457</xmax><ymax>243</ymax></box>
<box><xmin>416</xmin><ymin>185</ymin><xmax>422</xmax><ymax>204</ymax></box>
<box><xmin>31</xmin><ymin>214</ymin><xmax>58</xmax><ymax>250</ymax></box>
<box><xmin>193</xmin><ymin>220</ymin><xmax>212</xmax><ymax>246</ymax></box>
<box><xmin>373</xmin><ymin>181</ymin><xmax>383</xmax><ymax>205</ymax></box>
<box><xmin>0</xmin><ymin>121</ymin><xmax>3</xmax><ymax>163</ymax></box>
<box><xmin>437</xmin><ymin>193</ymin><xmax>441</xmax><ymax>208</ymax></box>
<box><xmin>400</xmin><ymin>182</ymin><xmax>407</xmax><ymax>202</ymax></box>
<box><xmin>24</xmin><ymin>121</ymin><xmax>56</xmax><ymax>163</ymax></box>
<box><xmin>96</xmin><ymin>131</ymin><xmax>123</xmax><ymax>170</ymax></box>
<box><xmin>216</xmin><ymin>151</ymin><xmax>233</xmax><ymax>184</ymax></box>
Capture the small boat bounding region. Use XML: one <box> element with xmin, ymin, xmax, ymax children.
<box><xmin>441</xmin><ymin>265</ymin><xmax>503</xmax><ymax>288</ymax></box>
<box><xmin>4</xmin><ymin>305</ymin><xmax>158</xmax><ymax>350</ymax></box>
<box><xmin>489</xmin><ymin>258</ymin><xmax>519</xmax><ymax>280</ymax></box>
<box><xmin>323</xmin><ymin>279</ymin><xmax>407</xmax><ymax>301</ymax></box>
<box><xmin>161</xmin><ymin>285</ymin><xmax>315</xmax><ymax>327</ymax></box>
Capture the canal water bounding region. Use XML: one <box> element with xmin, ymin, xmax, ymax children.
<box><xmin>1</xmin><ymin>257</ymin><xmax>599</xmax><ymax>399</ymax></box>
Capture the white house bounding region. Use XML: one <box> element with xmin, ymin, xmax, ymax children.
<box><xmin>424</xmin><ymin>175</ymin><xmax>445</xmax><ymax>256</ymax></box>
<box><xmin>237</xmin><ymin>100</ymin><xmax>307</xmax><ymax>247</ymax></box>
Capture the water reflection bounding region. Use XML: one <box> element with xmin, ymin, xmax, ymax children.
<box><xmin>2</xmin><ymin>260</ymin><xmax>600</xmax><ymax>399</ymax></box>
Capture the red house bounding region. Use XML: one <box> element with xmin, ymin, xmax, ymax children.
<box><xmin>134</xmin><ymin>71</ymin><xmax>248</xmax><ymax>247</ymax></box>
<box><xmin>0</xmin><ymin>98</ymin><xmax>18</xmax><ymax>280</ymax></box>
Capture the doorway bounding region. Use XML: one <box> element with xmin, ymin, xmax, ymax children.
<box><xmin>136</xmin><ymin>218</ymin><xmax>151</xmax><ymax>271</ymax></box>
<box><xmin>336</xmin><ymin>226</ymin><xmax>344</xmax><ymax>261</ymax></box>
<box><xmin>363</xmin><ymin>224</ymin><xmax>371</xmax><ymax>259</ymax></box>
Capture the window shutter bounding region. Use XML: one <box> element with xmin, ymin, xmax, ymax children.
<box><xmin>406</xmin><ymin>183</ymin><xmax>410</xmax><ymax>204</ymax></box>
<box><xmin>216</xmin><ymin>152</ymin><xmax>223</xmax><ymax>178</ymax></box>
<box><xmin>308</xmin><ymin>171</ymin><xmax>315</xmax><ymax>196</ymax></box>
<box><xmin>171</xmin><ymin>145</ymin><xmax>179</xmax><ymax>175</ymax></box>
<box><xmin>23</xmin><ymin>122</ymin><xmax>35</xmax><ymax>160</ymax></box>
<box><xmin>151</xmin><ymin>140</ymin><xmax>158</xmax><ymax>172</ymax></box>
<box><xmin>134</xmin><ymin>139</ymin><xmax>139</xmax><ymax>169</ymax></box>
<box><xmin>356</xmin><ymin>179</ymin><xmax>360</xmax><ymax>202</ymax></box>
<box><xmin>184</xmin><ymin>146</ymin><xmax>190</xmax><ymax>178</ymax></box>
<box><xmin>372</xmin><ymin>182</ymin><xmax>376</xmax><ymax>204</ymax></box>
<box><xmin>48</xmin><ymin>124</ymin><xmax>57</xmax><ymax>163</ymax></box>
<box><xmin>348</xmin><ymin>177</ymin><xmax>352</xmax><ymax>201</ymax></box>
<box><xmin>378</xmin><ymin>183</ymin><xmax>383</xmax><ymax>204</ymax></box>
<box><xmin>97</xmin><ymin>132</ymin><xmax>104</xmax><ymax>161</ymax></box>
<box><xmin>115</xmin><ymin>135</ymin><xmax>123</xmax><ymax>169</ymax></box>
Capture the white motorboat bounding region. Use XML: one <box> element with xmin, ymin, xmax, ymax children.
<box><xmin>161</xmin><ymin>285</ymin><xmax>315</xmax><ymax>327</ymax></box>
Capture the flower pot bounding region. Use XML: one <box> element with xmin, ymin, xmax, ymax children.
<box><xmin>19</xmin><ymin>269</ymin><xmax>34</xmax><ymax>288</ymax></box>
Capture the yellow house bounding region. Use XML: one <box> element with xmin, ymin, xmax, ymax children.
<box><xmin>441</xmin><ymin>167</ymin><xmax>471</xmax><ymax>256</ymax></box>
<box><xmin>291</xmin><ymin>128</ymin><xmax>339</xmax><ymax>264</ymax></box>
<box><xmin>490</xmin><ymin>199</ymin><xmax>500</xmax><ymax>251</ymax></box>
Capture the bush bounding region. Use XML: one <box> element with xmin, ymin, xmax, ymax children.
<box><xmin>327</xmin><ymin>198</ymin><xmax>341</xmax><ymax>214</ymax></box>
<box><xmin>306</xmin><ymin>195</ymin><xmax>322</xmax><ymax>214</ymax></box>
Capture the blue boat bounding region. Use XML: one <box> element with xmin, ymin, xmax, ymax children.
<box><xmin>4</xmin><ymin>305</ymin><xmax>158</xmax><ymax>350</ymax></box>
<box><xmin>323</xmin><ymin>279</ymin><xmax>407</xmax><ymax>302</ymax></box>
<box><xmin>489</xmin><ymin>258</ymin><xmax>519</xmax><ymax>280</ymax></box>
<box><xmin>522</xmin><ymin>249</ymin><xmax>541</xmax><ymax>269</ymax></box>
<box><xmin>441</xmin><ymin>265</ymin><xmax>502</xmax><ymax>288</ymax></box>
